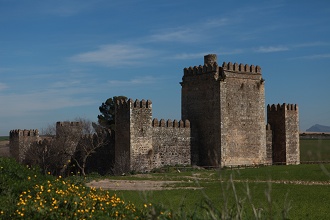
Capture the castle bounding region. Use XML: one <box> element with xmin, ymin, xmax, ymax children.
<box><xmin>9</xmin><ymin>54</ymin><xmax>300</xmax><ymax>172</ymax></box>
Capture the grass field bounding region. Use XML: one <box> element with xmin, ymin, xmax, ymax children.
<box><xmin>300</xmin><ymin>139</ymin><xmax>330</xmax><ymax>162</ymax></box>
<box><xmin>1</xmin><ymin>137</ymin><xmax>330</xmax><ymax>219</ymax></box>
<box><xmin>0</xmin><ymin>136</ymin><xmax>9</xmax><ymax>141</ymax></box>
<box><xmin>0</xmin><ymin>137</ymin><xmax>330</xmax><ymax>218</ymax></box>
<box><xmin>1</xmin><ymin>157</ymin><xmax>329</xmax><ymax>219</ymax></box>
<box><xmin>111</xmin><ymin>164</ymin><xmax>330</xmax><ymax>219</ymax></box>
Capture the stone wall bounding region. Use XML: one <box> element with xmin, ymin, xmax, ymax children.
<box><xmin>267</xmin><ymin>104</ymin><xmax>300</xmax><ymax>164</ymax></box>
<box><xmin>220</xmin><ymin>61</ymin><xmax>267</xmax><ymax>166</ymax></box>
<box><xmin>130</xmin><ymin>99</ymin><xmax>153</xmax><ymax>171</ymax></box>
<box><xmin>9</xmin><ymin>129</ymin><xmax>40</xmax><ymax>163</ymax></box>
<box><xmin>181</xmin><ymin>54</ymin><xmax>267</xmax><ymax>167</ymax></box>
<box><xmin>181</xmin><ymin>55</ymin><xmax>221</xmax><ymax>166</ymax></box>
<box><xmin>115</xmin><ymin>99</ymin><xmax>191</xmax><ymax>172</ymax></box>
<box><xmin>266</xmin><ymin>124</ymin><xmax>273</xmax><ymax>164</ymax></box>
<box><xmin>152</xmin><ymin>119</ymin><xmax>190</xmax><ymax>167</ymax></box>
<box><xmin>9</xmin><ymin>54</ymin><xmax>301</xmax><ymax>171</ymax></box>
<box><xmin>115</xmin><ymin>99</ymin><xmax>134</xmax><ymax>172</ymax></box>
<box><xmin>285</xmin><ymin>104</ymin><xmax>300</xmax><ymax>164</ymax></box>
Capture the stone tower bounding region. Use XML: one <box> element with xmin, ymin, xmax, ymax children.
<box><xmin>115</xmin><ymin>99</ymin><xmax>153</xmax><ymax>172</ymax></box>
<box><xmin>9</xmin><ymin>129</ymin><xmax>40</xmax><ymax>163</ymax></box>
<box><xmin>267</xmin><ymin>104</ymin><xmax>300</xmax><ymax>164</ymax></box>
<box><xmin>181</xmin><ymin>54</ymin><xmax>267</xmax><ymax>167</ymax></box>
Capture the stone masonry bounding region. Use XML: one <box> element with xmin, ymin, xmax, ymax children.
<box><xmin>115</xmin><ymin>99</ymin><xmax>190</xmax><ymax>172</ymax></box>
<box><xmin>9</xmin><ymin>54</ymin><xmax>300</xmax><ymax>172</ymax></box>
<box><xmin>181</xmin><ymin>54</ymin><xmax>299</xmax><ymax>167</ymax></box>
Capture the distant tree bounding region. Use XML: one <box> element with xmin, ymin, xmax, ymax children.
<box><xmin>97</xmin><ymin>96</ymin><xmax>127</xmax><ymax>130</ymax></box>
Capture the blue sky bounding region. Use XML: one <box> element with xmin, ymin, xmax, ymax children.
<box><xmin>0</xmin><ymin>0</ymin><xmax>329</xmax><ymax>135</ymax></box>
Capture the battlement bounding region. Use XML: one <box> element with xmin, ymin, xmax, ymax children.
<box><xmin>266</xmin><ymin>123</ymin><xmax>272</xmax><ymax>130</ymax></box>
<box><xmin>152</xmin><ymin>119</ymin><xmax>190</xmax><ymax>128</ymax></box>
<box><xmin>183</xmin><ymin>63</ymin><xmax>219</xmax><ymax>76</ymax></box>
<box><xmin>56</xmin><ymin>121</ymin><xmax>81</xmax><ymax>127</ymax></box>
<box><xmin>81</xmin><ymin>134</ymin><xmax>95</xmax><ymax>139</ymax></box>
<box><xmin>9</xmin><ymin>129</ymin><xmax>39</xmax><ymax>138</ymax></box>
<box><xmin>267</xmin><ymin>103</ymin><xmax>298</xmax><ymax>112</ymax></box>
<box><xmin>222</xmin><ymin>62</ymin><xmax>261</xmax><ymax>74</ymax></box>
<box><xmin>116</xmin><ymin>98</ymin><xmax>152</xmax><ymax>109</ymax></box>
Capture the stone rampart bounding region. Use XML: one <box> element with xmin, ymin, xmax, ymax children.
<box><xmin>152</xmin><ymin>119</ymin><xmax>190</xmax><ymax>167</ymax></box>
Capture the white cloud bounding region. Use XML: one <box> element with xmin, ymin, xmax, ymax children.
<box><xmin>255</xmin><ymin>46</ymin><xmax>289</xmax><ymax>53</ymax></box>
<box><xmin>70</xmin><ymin>44</ymin><xmax>156</xmax><ymax>67</ymax></box>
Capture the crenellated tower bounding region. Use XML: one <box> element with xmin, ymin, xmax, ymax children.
<box><xmin>181</xmin><ymin>54</ymin><xmax>267</xmax><ymax>167</ymax></box>
<box><xmin>115</xmin><ymin>99</ymin><xmax>153</xmax><ymax>172</ymax></box>
<box><xmin>267</xmin><ymin>104</ymin><xmax>300</xmax><ymax>164</ymax></box>
<box><xmin>9</xmin><ymin>129</ymin><xmax>40</xmax><ymax>162</ymax></box>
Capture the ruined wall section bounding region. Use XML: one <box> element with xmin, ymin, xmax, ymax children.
<box><xmin>220</xmin><ymin>62</ymin><xmax>267</xmax><ymax>166</ymax></box>
<box><xmin>9</xmin><ymin>129</ymin><xmax>40</xmax><ymax>163</ymax></box>
<box><xmin>181</xmin><ymin>54</ymin><xmax>221</xmax><ymax>166</ymax></box>
<box><xmin>152</xmin><ymin>119</ymin><xmax>190</xmax><ymax>168</ymax></box>
<box><xmin>267</xmin><ymin>104</ymin><xmax>299</xmax><ymax>164</ymax></box>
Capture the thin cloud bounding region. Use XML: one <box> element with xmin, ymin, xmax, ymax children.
<box><xmin>149</xmin><ymin>28</ymin><xmax>200</xmax><ymax>43</ymax></box>
<box><xmin>172</xmin><ymin>49</ymin><xmax>243</xmax><ymax>60</ymax></box>
<box><xmin>38</xmin><ymin>0</ymin><xmax>106</xmax><ymax>17</ymax></box>
<box><xmin>203</xmin><ymin>18</ymin><xmax>230</xmax><ymax>28</ymax></box>
<box><xmin>70</xmin><ymin>44</ymin><xmax>156</xmax><ymax>67</ymax></box>
<box><xmin>255</xmin><ymin>46</ymin><xmax>289</xmax><ymax>53</ymax></box>
<box><xmin>173</xmin><ymin>53</ymin><xmax>210</xmax><ymax>60</ymax></box>
<box><xmin>108</xmin><ymin>76</ymin><xmax>157</xmax><ymax>87</ymax></box>
<box><xmin>293</xmin><ymin>41</ymin><xmax>330</xmax><ymax>48</ymax></box>
<box><xmin>0</xmin><ymin>83</ymin><xmax>8</xmax><ymax>91</ymax></box>
<box><xmin>149</xmin><ymin>17</ymin><xmax>230</xmax><ymax>43</ymax></box>
<box><xmin>289</xmin><ymin>54</ymin><xmax>330</xmax><ymax>60</ymax></box>
<box><xmin>0</xmin><ymin>91</ymin><xmax>95</xmax><ymax>117</ymax></box>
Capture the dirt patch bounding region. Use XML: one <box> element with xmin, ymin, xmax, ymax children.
<box><xmin>86</xmin><ymin>177</ymin><xmax>330</xmax><ymax>191</ymax></box>
<box><xmin>86</xmin><ymin>179</ymin><xmax>202</xmax><ymax>191</ymax></box>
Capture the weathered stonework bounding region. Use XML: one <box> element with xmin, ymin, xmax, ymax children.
<box><xmin>181</xmin><ymin>54</ymin><xmax>299</xmax><ymax>167</ymax></box>
<box><xmin>9</xmin><ymin>54</ymin><xmax>300</xmax><ymax>172</ymax></box>
<box><xmin>114</xmin><ymin>99</ymin><xmax>191</xmax><ymax>172</ymax></box>
<box><xmin>9</xmin><ymin>129</ymin><xmax>40</xmax><ymax>163</ymax></box>
<box><xmin>267</xmin><ymin>104</ymin><xmax>300</xmax><ymax>164</ymax></box>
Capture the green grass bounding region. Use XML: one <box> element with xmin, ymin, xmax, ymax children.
<box><xmin>109</xmin><ymin>164</ymin><xmax>330</xmax><ymax>219</ymax></box>
<box><xmin>1</xmin><ymin>138</ymin><xmax>330</xmax><ymax>219</ymax></box>
<box><xmin>1</xmin><ymin>158</ymin><xmax>330</xmax><ymax>219</ymax></box>
<box><xmin>0</xmin><ymin>136</ymin><xmax>9</xmax><ymax>141</ymax></box>
<box><xmin>300</xmin><ymin>139</ymin><xmax>330</xmax><ymax>161</ymax></box>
